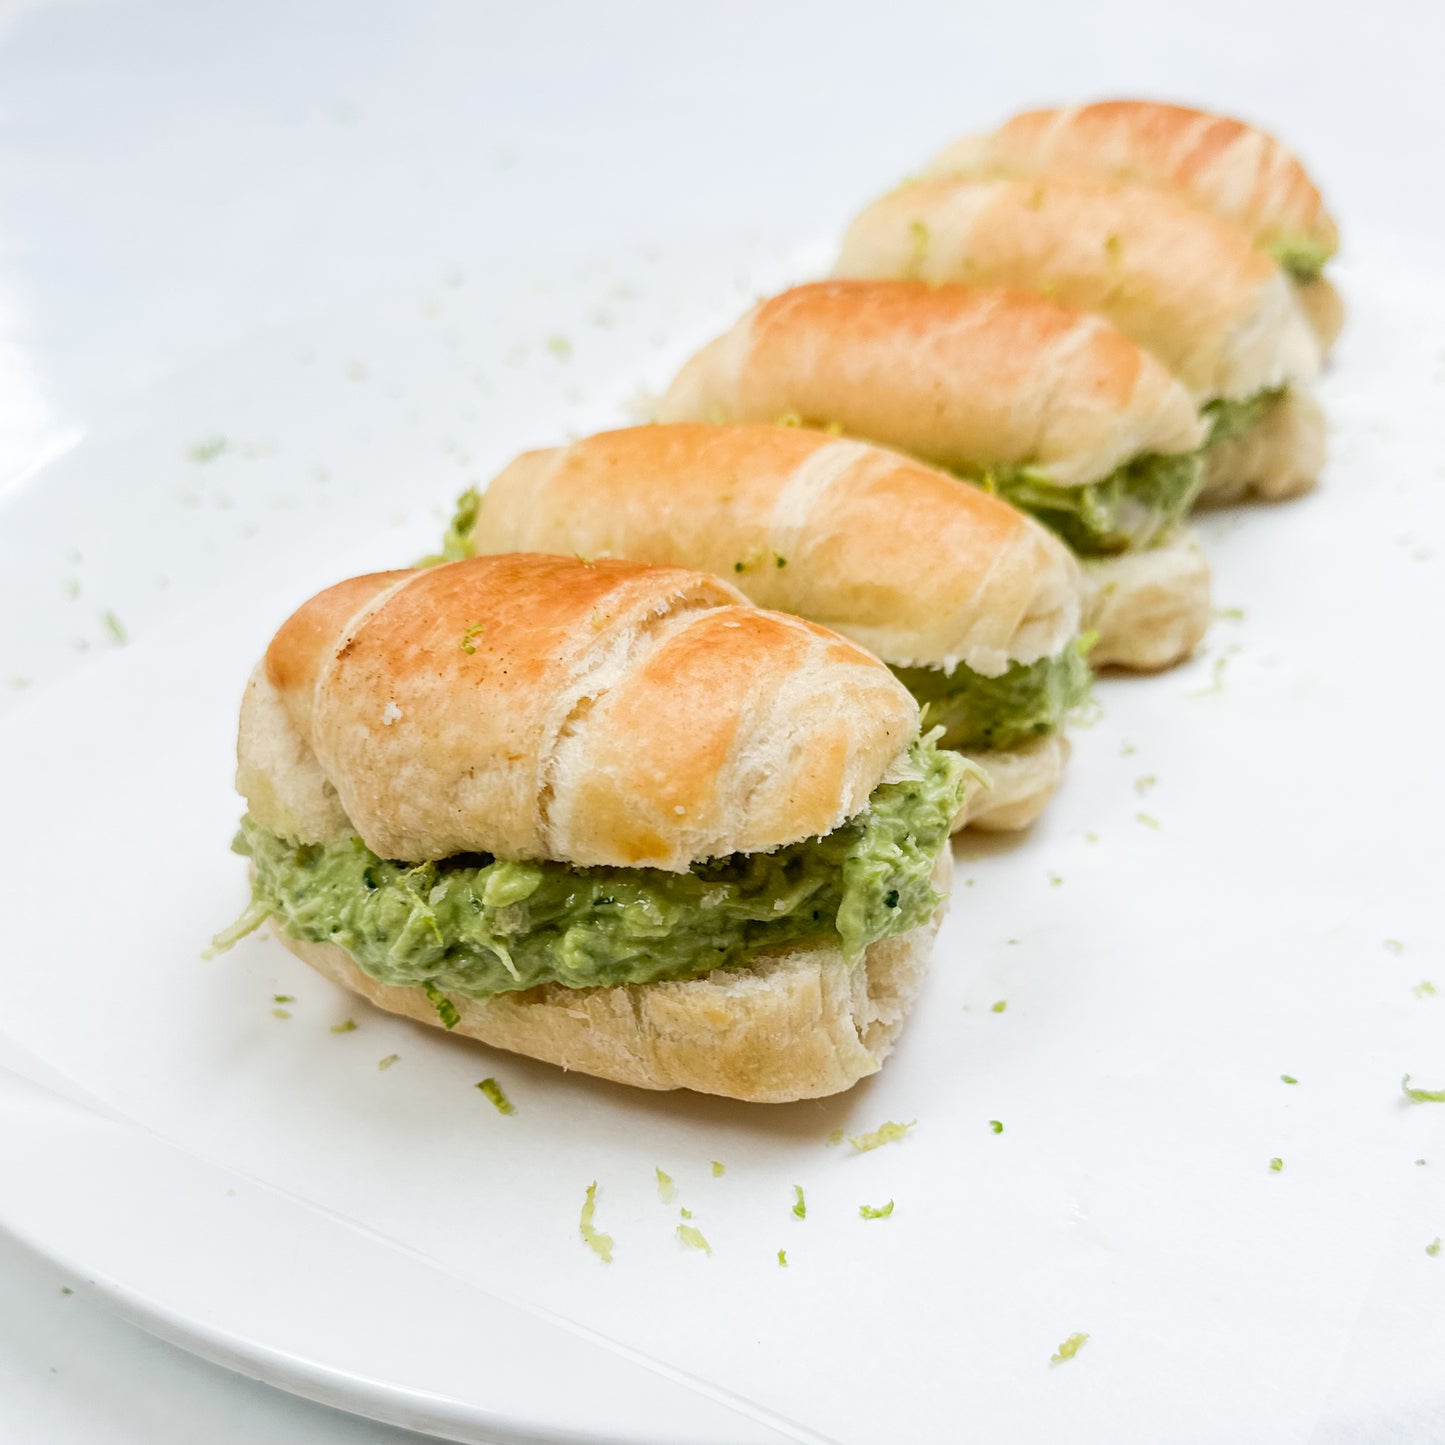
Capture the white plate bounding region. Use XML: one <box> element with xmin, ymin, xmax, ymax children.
<box><xmin>2</xmin><ymin>233</ymin><xmax>1444</xmax><ymax>1445</ymax></box>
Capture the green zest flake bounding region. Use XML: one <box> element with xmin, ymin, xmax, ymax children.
<box><xmin>859</xmin><ymin>1200</ymin><xmax>895</xmax><ymax>1220</ymax></box>
<box><xmin>423</xmin><ymin>981</ymin><xmax>461</xmax><ymax>1029</ymax></box>
<box><xmin>187</xmin><ymin>435</ymin><xmax>229</xmax><ymax>463</ymax></box>
<box><xmin>331</xmin><ymin>1018</ymin><xmax>358</xmax><ymax>1033</ymax></box>
<box><xmin>103</xmin><ymin>610</ymin><xmax>128</xmax><ymax>645</ymax></box>
<box><xmin>1216</xmin><ymin>606</ymin><xmax>1246</xmax><ymax>622</ymax></box>
<box><xmin>377</xmin><ymin>1053</ymin><xmax>399</xmax><ymax>1071</ymax></box>
<box><xmin>1051</xmin><ymin>1332</ymin><xmax>1089</xmax><ymax>1365</ymax></box>
<box><xmin>271</xmin><ymin>1007</ymin><xmax>291</xmax><ymax>1020</ymax></box>
<box><xmin>1384</xmin><ymin>939</ymin><xmax>1406</xmax><ymax>955</ymax></box>
<box><xmin>580</xmin><ymin>1182</ymin><xmax>613</xmax><ymax>1263</ymax></box>
<box><xmin>476</xmin><ymin>1078</ymin><xmax>514</xmax><ymax>1115</ymax></box>
<box><xmin>848</xmin><ymin>1120</ymin><xmax>915</xmax><ymax>1154</ymax></box>
<box><xmin>777</xmin><ymin>1248</ymin><xmax>788</xmax><ymax>1267</ymax></box>
<box><xmin>1136</xmin><ymin>812</ymin><xmax>1161</xmax><ymax>830</ymax></box>
<box><xmin>1281</xmin><ymin>1074</ymin><xmax>1298</xmax><ymax>1085</ymax></box>
<box><xmin>892</xmin><ymin>639</ymin><xmax>1092</xmax><ymax>753</ymax></box>
<box><xmin>234</xmin><ymin>736</ymin><xmax>966</xmax><ymax>1000</ymax></box>
<box><xmin>964</xmin><ymin>450</ymin><xmax>1203</xmax><ymax>555</ymax></box>
<box><xmin>679</xmin><ymin>1207</ymin><xmax>692</xmax><ymax>1219</ymax></box>
<box><xmin>1403</xmin><ymin>1075</ymin><xmax>1445</xmax><ymax>1104</ymax></box>
<box><xmin>791</xmin><ymin>1186</ymin><xmax>807</xmax><ymax>1220</ymax></box>
<box><xmin>1427</xmin><ymin>1238</ymin><xmax>1442</xmax><ymax>1258</ymax></box>
<box><xmin>459</xmin><ymin>623</ymin><xmax>485</xmax><ymax>654</ymax></box>
<box><xmin>1269</xmin><ymin>235</ymin><xmax>1333</xmax><ymax>281</ymax></box>
<box><xmin>989</xmin><ymin>1120</ymin><xmax>1004</xmax><ymax>1134</ymax></box>
<box><xmin>676</xmin><ymin>1224</ymin><xmax>711</xmax><ymax>1255</ymax></box>
<box><xmin>273</xmin><ymin>994</ymin><xmax>295</xmax><ymax>1004</ymax></box>
<box><xmin>1415</xmin><ymin>981</ymin><xmax>1438</xmax><ymax>999</ymax></box>
<box><xmin>1270</xmin><ymin>1158</ymin><xmax>1285</xmax><ymax>1172</ymax></box>
<box><xmin>545</xmin><ymin>334</ymin><xmax>573</xmax><ymax>361</ymax></box>
<box><xmin>1134</xmin><ymin>775</ymin><xmax>1157</xmax><ymax>796</ymax></box>
<box><xmin>60</xmin><ymin>1286</ymin><xmax>73</xmax><ymax>1296</ymax></box>
<box><xmin>1202</xmin><ymin>389</ymin><xmax>1284</xmax><ymax>449</ymax></box>
<box><xmin>655</xmin><ymin>1168</ymin><xmax>675</xmax><ymax>1204</ymax></box>
<box><xmin>711</xmin><ymin>1161</ymin><xmax>725</xmax><ymax>1177</ymax></box>
<box><xmin>826</xmin><ymin>1129</ymin><xmax>845</xmax><ymax>1146</ymax></box>
<box><xmin>991</xmin><ymin>1000</ymin><xmax>1007</xmax><ymax>1014</ymax></box>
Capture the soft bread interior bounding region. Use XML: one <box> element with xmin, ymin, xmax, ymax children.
<box><xmin>1198</xmin><ymin>388</ymin><xmax>1325</xmax><ymax>505</ymax></box>
<box><xmin>953</xmin><ymin>733</ymin><xmax>1070</xmax><ymax>834</ymax></box>
<box><xmin>1082</xmin><ymin>532</ymin><xmax>1212</xmax><ymax>672</ymax></box>
<box><xmin>267</xmin><ymin>848</ymin><xmax>951</xmax><ymax>1103</ymax></box>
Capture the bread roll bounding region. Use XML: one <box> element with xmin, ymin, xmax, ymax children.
<box><xmin>470</xmin><ymin>423</ymin><xmax>1081</xmax><ymax>678</ymax></box>
<box><xmin>1200</xmin><ymin>387</ymin><xmax>1326</xmax><ymax>504</ymax></box>
<box><xmin>834</xmin><ymin>176</ymin><xmax>1321</xmax><ymax>402</ymax></box>
<box><xmin>657</xmin><ymin>281</ymin><xmax>1205</xmax><ymax>487</ymax></box>
<box><xmin>1082</xmin><ymin>532</ymin><xmax>1210</xmax><ymax>670</ymax></box>
<box><xmin>923</xmin><ymin>102</ymin><xmax>1338</xmax><ymax>271</ymax></box>
<box><xmin>241</xmin><ymin>554</ymin><xmax>918</xmax><ymax>872</ymax></box>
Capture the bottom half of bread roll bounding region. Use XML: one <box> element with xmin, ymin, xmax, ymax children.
<box><xmin>1199</xmin><ymin>387</ymin><xmax>1326</xmax><ymax>505</ymax></box>
<box><xmin>954</xmin><ymin>733</ymin><xmax>1071</xmax><ymax>834</ymax></box>
<box><xmin>269</xmin><ymin>849</ymin><xmax>950</xmax><ymax>1104</ymax></box>
<box><xmin>1081</xmin><ymin>532</ymin><xmax>1212</xmax><ymax>672</ymax></box>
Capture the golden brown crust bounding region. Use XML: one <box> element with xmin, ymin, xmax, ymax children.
<box><xmin>834</xmin><ymin>177</ymin><xmax>1321</xmax><ymax>400</ymax></box>
<box><xmin>924</xmin><ymin>101</ymin><xmax>1338</xmax><ymax>260</ymax></box>
<box><xmin>243</xmin><ymin>554</ymin><xmax>918</xmax><ymax>870</ymax></box>
<box><xmin>1199</xmin><ymin>388</ymin><xmax>1325</xmax><ymax>505</ymax></box>
<box><xmin>269</xmin><ymin>854</ymin><xmax>947</xmax><ymax>1103</ymax></box>
<box><xmin>658</xmin><ymin>281</ymin><xmax>1204</xmax><ymax>486</ymax></box>
<box><xmin>474</xmin><ymin>423</ymin><xmax>1081</xmax><ymax>676</ymax></box>
<box><xmin>1081</xmin><ymin>532</ymin><xmax>1211</xmax><ymax>671</ymax></box>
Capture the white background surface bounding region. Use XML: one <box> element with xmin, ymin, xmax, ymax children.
<box><xmin>2</xmin><ymin>2</ymin><xmax>1445</xmax><ymax>1442</ymax></box>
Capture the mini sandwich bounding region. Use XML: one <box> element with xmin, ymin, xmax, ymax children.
<box><xmin>921</xmin><ymin>100</ymin><xmax>1343</xmax><ymax>351</ymax></box>
<box><xmin>656</xmin><ymin>280</ymin><xmax>1210</xmax><ymax>672</ymax></box>
<box><xmin>835</xmin><ymin>176</ymin><xmax>1325</xmax><ymax>505</ymax></box>
<box><xmin>438</xmin><ymin>423</ymin><xmax>1086</xmax><ymax>831</ymax></box>
<box><xmin>222</xmin><ymin>553</ymin><xmax>967</xmax><ymax>1103</ymax></box>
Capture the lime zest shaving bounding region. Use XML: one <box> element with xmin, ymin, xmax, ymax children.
<box><xmin>1270</xmin><ymin>1157</ymin><xmax>1284</xmax><ymax>1172</ymax></box>
<box><xmin>1403</xmin><ymin>1075</ymin><xmax>1445</xmax><ymax>1104</ymax></box>
<box><xmin>989</xmin><ymin>1120</ymin><xmax>1004</xmax><ymax>1135</ymax></box>
<box><xmin>711</xmin><ymin>1161</ymin><xmax>725</xmax><ymax>1177</ymax></box>
<box><xmin>271</xmin><ymin>1008</ymin><xmax>291</xmax><ymax>1020</ymax></box>
<box><xmin>1385</xmin><ymin>939</ymin><xmax>1405</xmax><ymax>954</ymax></box>
<box><xmin>1136</xmin><ymin>812</ymin><xmax>1161</xmax><ymax>830</ymax></box>
<box><xmin>331</xmin><ymin>1019</ymin><xmax>358</xmax><ymax>1033</ymax></box>
<box><xmin>848</xmin><ymin>1120</ymin><xmax>915</xmax><ymax>1154</ymax></box>
<box><xmin>991</xmin><ymin>1000</ymin><xmax>1007</xmax><ymax>1014</ymax></box>
<box><xmin>476</xmin><ymin>1078</ymin><xmax>514</xmax><ymax>1115</ymax></box>
<box><xmin>423</xmin><ymin>980</ymin><xmax>461</xmax><ymax>1030</ymax></box>
<box><xmin>676</xmin><ymin>1223</ymin><xmax>711</xmax><ymax>1255</ymax></box>
<box><xmin>1051</xmin><ymin>1332</ymin><xmax>1089</xmax><ymax>1365</ymax></box>
<box><xmin>103</xmin><ymin>610</ymin><xmax>128</xmax><ymax>645</ymax></box>
<box><xmin>777</xmin><ymin>1248</ymin><xmax>788</xmax><ymax>1267</ymax></box>
<box><xmin>655</xmin><ymin>1168</ymin><xmax>675</xmax><ymax>1204</ymax></box>
<box><xmin>791</xmin><ymin>1185</ymin><xmax>806</xmax><ymax>1220</ymax></box>
<box><xmin>1280</xmin><ymin>1074</ymin><xmax>1298</xmax><ymax>1085</ymax></box>
<box><xmin>1414</xmin><ymin>981</ymin><xmax>1436</xmax><ymax>999</ymax></box>
<box><xmin>859</xmin><ymin>1200</ymin><xmax>894</xmax><ymax>1220</ymax></box>
<box><xmin>377</xmin><ymin>1053</ymin><xmax>399</xmax><ymax>1071</ymax></box>
<box><xmin>1427</xmin><ymin>1238</ymin><xmax>1441</xmax><ymax>1258</ymax></box>
<box><xmin>580</xmin><ymin>1182</ymin><xmax>613</xmax><ymax>1263</ymax></box>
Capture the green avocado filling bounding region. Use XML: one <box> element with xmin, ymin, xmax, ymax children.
<box><xmin>963</xmin><ymin>451</ymin><xmax>1203</xmax><ymax>556</ymax></box>
<box><xmin>1201</xmin><ymin>388</ymin><xmax>1284</xmax><ymax>449</ymax></box>
<box><xmin>892</xmin><ymin>638</ymin><xmax>1092</xmax><ymax>752</ymax></box>
<box><xmin>1269</xmin><ymin>238</ymin><xmax>1332</xmax><ymax>284</ymax></box>
<box><xmin>233</xmin><ymin>736</ymin><xmax>966</xmax><ymax>1000</ymax></box>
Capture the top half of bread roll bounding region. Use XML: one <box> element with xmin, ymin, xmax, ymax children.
<box><xmin>834</xmin><ymin>176</ymin><xmax>1322</xmax><ymax>401</ymax></box>
<box><xmin>469</xmin><ymin>422</ymin><xmax>1082</xmax><ymax>677</ymax></box>
<box><xmin>922</xmin><ymin>100</ymin><xmax>1338</xmax><ymax>275</ymax></box>
<box><xmin>658</xmin><ymin>280</ymin><xmax>1205</xmax><ymax>486</ymax></box>
<box><xmin>239</xmin><ymin>554</ymin><xmax>918</xmax><ymax>874</ymax></box>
